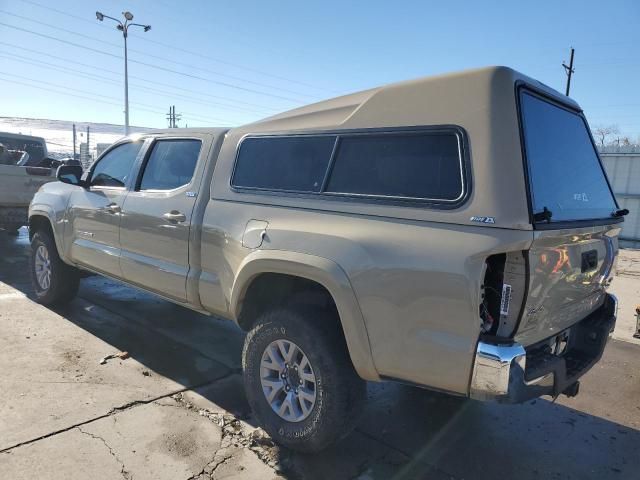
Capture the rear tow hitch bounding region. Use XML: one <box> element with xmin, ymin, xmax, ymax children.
<box><xmin>562</xmin><ymin>381</ymin><xmax>580</xmax><ymax>398</ymax></box>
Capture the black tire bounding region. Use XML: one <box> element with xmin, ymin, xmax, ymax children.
<box><xmin>242</xmin><ymin>306</ymin><xmax>366</xmax><ymax>452</ymax></box>
<box><xmin>30</xmin><ymin>230</ymin><xmax>80</xmax><ymax>305</ymax></box>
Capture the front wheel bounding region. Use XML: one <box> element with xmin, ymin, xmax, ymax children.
<box><xmin>242</xmin><ymin>306</ymin><xmax>366</xmax><ymax>452</ymax></box>
<box><xmin>30</xmin><ymin>230</ymin><xmax>80</xmax><ymax>305</ymax></box>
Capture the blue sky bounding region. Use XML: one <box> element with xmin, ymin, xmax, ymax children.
<box><xmin>0</xmin><ymin>0</ymin><xmax>638</xmax><ymax>137</ymax></box>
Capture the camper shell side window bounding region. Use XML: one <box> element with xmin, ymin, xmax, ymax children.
<box><xmin>231</xmin><ymin>127</ymin><xmax>469</xmax><ymax>208</ymax></box>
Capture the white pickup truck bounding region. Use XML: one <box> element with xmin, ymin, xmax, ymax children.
<box><xmin>0</xmin><ymin>133</ymin><xmax>57</xmax><ymax>234</ymax></box>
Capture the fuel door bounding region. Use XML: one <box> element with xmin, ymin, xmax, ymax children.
<box><xmin>242</xmin><ymin>219</ymin><xmax>269</xmax><ymax>249</ymax></box>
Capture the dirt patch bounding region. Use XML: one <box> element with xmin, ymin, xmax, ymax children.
<box><xmin>162</xmin><ymin>431</ymin><xmax>198</xmax><ymax>458</ymax></box>
<box><xmin>56</xmin><ymin>348</ymin><xmax>85</xmax><ymax>376</ymax></box>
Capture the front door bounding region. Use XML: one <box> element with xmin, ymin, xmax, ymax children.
<box><xmin>119</xmin><ymin>138</ymin><xmax>205</xmax><ymax>301</ymax></box>
<box><xmin>67</xmin><ymin>141</ymin><xmax>144</xmax><ymax>278</ymax></box>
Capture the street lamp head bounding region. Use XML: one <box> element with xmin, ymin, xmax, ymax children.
<box><xmin>143</xmin><ymin>25</ymin><xmax>151</xmax><ymax>32</ymax></box>
<box><xmin>95</xmin><ymin>11</ymin><xmax>104</xmax><ymax>21</ymax></box>
<box><xmin>123</xmin><ymin>11</ymin><xmax>134</xmax><ymax>21</ymax></box>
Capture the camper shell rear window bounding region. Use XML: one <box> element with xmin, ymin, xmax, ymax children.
<box><xmin>519</xmin><ymin>89</ymin><xmax>618</xmax><ymax>225</ymax></box>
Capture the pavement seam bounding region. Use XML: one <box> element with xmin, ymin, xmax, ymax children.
<box><xmin>76</xmin><ymin>426</ymin><xmax>131</xmax><ymax>480</ymax></box>
<box><xmin>0</xmin><ymin>375</ymin><xmax>233</xmax><ymax>454</ymax></box>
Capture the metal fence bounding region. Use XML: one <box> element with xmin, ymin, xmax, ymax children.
<box><xmin>600</xmin><ymin>152</ymin><xmax>640</xmax><ymax>246</ymax></box>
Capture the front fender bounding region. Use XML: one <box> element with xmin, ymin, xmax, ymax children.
<box><xmin>231</xmin><ymin>249</ymin><xmax>380</xmax><ymax>381</ymax></box>
<box><xmin>29</xmin><ymin>184</ymin><xmax>74</xmax><ymax>264</ymax></box>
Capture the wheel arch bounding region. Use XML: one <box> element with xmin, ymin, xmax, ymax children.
<box><xmin>28</xmin><ymin>209</ymin><xmax>67</xmax><ymax>263</ymax></box>
<box><xmin>231</xmin><ymin>250</ymin><xmax>379</xmax><ymax>381</ymax></box>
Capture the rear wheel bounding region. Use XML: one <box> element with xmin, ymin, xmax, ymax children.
<box><xmin>30</xmin><ymin>230</ymin><xmax>80</xmax><ymax>305</ymax></box>
<box><xmin>242</xmin><ymin>306</ymin><xmax>366</xmax><ymax>452</ymax></box>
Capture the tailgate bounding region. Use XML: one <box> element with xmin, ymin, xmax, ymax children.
<box><xmin>515</xmin><ymin>224</ymin><xmax>620</xmax><ymax>345</ymax></box>
<box><xmin>0</xmin><ymin>165</ymin><xmax>55</xmax><ymax>207</ymax></box>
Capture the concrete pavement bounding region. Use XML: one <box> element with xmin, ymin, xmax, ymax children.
<box><xmin>610</xmin><ymin>248</ymin><xmax>640</xmax><ymax>345</ymax></box>
<box><xmin>1</xmin><ymin>230</ymin><xmax>639</xmax><ymax>479</ymax></box>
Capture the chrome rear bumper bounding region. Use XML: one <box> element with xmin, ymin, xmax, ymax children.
<box><xmin>470</xmin><ymin>293</ymin><xmax>617</xmax><ymax>403</ymax></box>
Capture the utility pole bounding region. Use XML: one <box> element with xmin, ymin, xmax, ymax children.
<box><xmin>166</xmin><ymin>106</ymin><xmax>173</xmax><ymax>128</ymax></box>
<box><xmin>563</xmin><ymin>47</ymin><xmax>575</xmax><ymax>96</ymax></box>
<box><xmin>96</xmin><ymin>11</ymin><xmax>151</xmax><ymax>136</ymax></box>
<box><xmin>166</xmin><ymin>105</ymin><xmax>181</xmax><ymax>128</ymax></box>
<box><xmin>72</xmin><ymin>123</ymin><xmax>77</xmax><ymax>161</ymax></box>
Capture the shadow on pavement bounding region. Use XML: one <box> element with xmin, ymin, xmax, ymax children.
<box><xmin>1</xmin><ymin>230</ymin><xmax>639</xmax><ymax>480</ymax></box>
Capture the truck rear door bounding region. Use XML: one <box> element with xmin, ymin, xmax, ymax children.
<box><xmin>515</xmin><ymin>89</ymin><xmax>622</xmax><ymax>345</ymax></box>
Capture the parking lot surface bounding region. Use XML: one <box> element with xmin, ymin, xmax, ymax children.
<box><xmin>1</xmin><ymin>230</ymin><xmax>639</xmax><ymax>479</ymax></box>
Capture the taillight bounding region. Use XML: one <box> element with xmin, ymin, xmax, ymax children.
<box><xmin>480</xmin><ymin>251</ymin><xmax>528</xmax><ymax>338</ymax></box>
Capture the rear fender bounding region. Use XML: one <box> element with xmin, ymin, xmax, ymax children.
<box><xmin>230</xmin><ymin>249</ymin><xmax>380</xmax><ymax>381</ymax></box>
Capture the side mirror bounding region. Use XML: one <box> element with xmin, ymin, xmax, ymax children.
<box><xmin>56</xmin><ymin>164</ymin><xmax>85</xmax><ymax>187</ymax></box>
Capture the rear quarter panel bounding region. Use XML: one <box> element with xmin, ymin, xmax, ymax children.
<box><xmin>199</xmin><ymin>200</ymin><xmax>532</xmax><ymax>394</ymax></box>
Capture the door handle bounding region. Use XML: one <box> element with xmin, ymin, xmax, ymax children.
<box><xmin>104</xmin><ymin>203</ymin><xmax>121</xmax><ymax>214</ymax></box>
<box><xmin>163</xmin><ymin>211</ymin><xmax>186</xmax><ymax>223</ymax></box>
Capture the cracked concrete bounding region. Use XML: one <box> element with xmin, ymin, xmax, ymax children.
<box><xmin>1</xmin><ymin>231</ymin><xmax>640</xmax><ymax>479</ymax></box>
<box><xmin>76</xmin><ymin>427</ymin><xmax>131</xmax><ymax>480</ymax></box>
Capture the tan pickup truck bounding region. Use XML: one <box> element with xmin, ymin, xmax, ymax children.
<box><xmin>28</xmin><ymin>67</ymin><xmax>623</xmax><ymax>452</ymax></box>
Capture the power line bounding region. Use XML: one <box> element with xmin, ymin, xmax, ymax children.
<box><xmin>0</xmin><ymin>41</ymin><xmax>278</xmax><ymax>113</ymax></box>
<box><xmin>0</xmin><ymin>50</ymin><xmax>265</xmax><ymax>119</ymax></box>
<box><xmin>0</xmin><ymin>72</ymin><xmax>232</xmax><ymax>125</ymax></box>
<box><xmin>0</xmin><ymin>22</ymin><xmax>310</xmax><ymax>104</ymax></box>
<box><xmin>1</xmin><ymin>70</ymin><xmax>231</xmax><ymax>124</ymax></box>
<box><xmin>18</xmin><ymin>0</ymin><xmax>339</xmax><ymax>95</ymax></box>
<box><xmin>0</xmin><ymin>9</ymin><xmax>323</xmax><ymax>100</ymax></box>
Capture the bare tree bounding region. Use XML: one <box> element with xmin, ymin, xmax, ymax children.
<box><xmin>592</xmin><ymin>124</ymin><xmax>620</xmax><ymax>147</ymax></box>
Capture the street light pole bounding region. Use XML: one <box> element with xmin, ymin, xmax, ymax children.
<box><xmin>123</xmin><ymin>29</ymin><xmax>129</xmax><ymax>133</ymax></box>
<box><xmin>96</xmin><ymin>11</ymin><xmax>151</xmax><ymax>136</ymax></box>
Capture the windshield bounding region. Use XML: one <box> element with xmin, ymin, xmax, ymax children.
<box><xmin>520</xmin><ymin>91</ymin><xmax>617</xmax><ymax>223</ymax></box>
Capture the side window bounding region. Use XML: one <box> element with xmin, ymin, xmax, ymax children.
<box><xmin>90</xmin><ymin>142</ymin><xmax>143</xmax><ymax>188</ymax></box>
<box><xmin>326</xmin><ymin>133</ymin><xmax>463</xmax><ymax>201</ymax></box>
<box><xmin>138</xmin><ymin>139</ymin><xmax>202</xmax><ymax>191</ymax></box>
<box><xmin>232</xmin><ymin>136</ymin><xmax>336</xmax><ymax>192</ymax></box>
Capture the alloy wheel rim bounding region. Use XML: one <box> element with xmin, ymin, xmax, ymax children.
<box><xmin>260</xmin><ymin>339</ymin><xmax>317</xmax><ymax>422</ymax></box>
<box><xmin>34</xmin><ymin>244</ymin><xmax>52</xmax><ymax>291</ymax></box>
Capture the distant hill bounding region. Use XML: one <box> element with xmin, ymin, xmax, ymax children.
<box><xmin>0</xmin><ymin>117</ymin><xmax>155</xmax><ymax>154</ymax></box>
